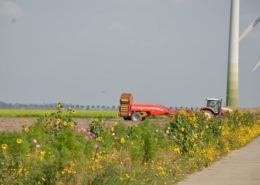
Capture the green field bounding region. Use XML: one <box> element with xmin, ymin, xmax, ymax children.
<box><xmin>0</xmin><ymin>109</ymin><xmax>118</xmax><ymax>118</ymax></box>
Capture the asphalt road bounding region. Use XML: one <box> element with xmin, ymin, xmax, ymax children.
<box><xmin>178</xmin><ymin>136</ymin><xmax>260</xmax><ymax>185</ymax></box>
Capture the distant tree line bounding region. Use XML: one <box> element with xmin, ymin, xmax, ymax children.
<box><xmin>0</xmin><ymin>101</ymin><xmax>199</xmax><ymax>111</ymax></box>
<box><xmin>0</xmin><ymin>101</ymin><xmax>119</xmax><ymax>110</ymax></box>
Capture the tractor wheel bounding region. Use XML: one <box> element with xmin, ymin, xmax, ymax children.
<box><xmin>202</xmin><ymin>110</ymin><xmax>213</xmax><ymax>119</ymax></box>
<box><xmin>131</xmin><ymin>112</ymin><xmax>142</xmax><ymax>122</ymax></box>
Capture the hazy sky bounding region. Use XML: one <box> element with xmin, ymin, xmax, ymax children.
<box><xmin>0</xmin><ymin>0</ymin><xmax>259</xmax><ymax>107</ymax></box>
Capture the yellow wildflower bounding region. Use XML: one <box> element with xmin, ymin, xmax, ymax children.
<box><xmin>1</xmin><ymin>144</ymin><xmax>8</xmax><ymax>150</ymax></box>
<box><xmin>97</xmin><ymin>136</ymin><xmax>103</xmax><ymax>142</ymax></box>
<box><xmin>173</xmin><ymin>147</ymin><xmax>181</xmax><ymax>154</ymax></box>
<box><xmin>110</xmin><ymin>127</ymin><xmax>115</xmax><ymax>132</ymax></box>
<box><xmin>69</xmin><ymin>121</ymin><xmax>75</xmax><ymax>128</ymax></box>
<box><xmin>16</xmin><ymin>138</ymin><xmax>23</xmax><ymax>144</ymax></box>
<box><xmin>45</xmin><ymin>112</ymin><xmax>50</xmax><ymax>117</ymax></box>
<box><xmin>125</xmin><ymin>173</ymin><xmax>130</xmax><ymax>179</ymax></box>
<box><xmin>206</xmin><ymin>147</ymin><xmax>216</xmax><ymax>162</ymax></box>
<box><xmin>46</xmin><ymin>119</ymin><xmax>52</xmax><ymax>126</ymax></box>
<box><xmin>61</xmin><ymin>162</ymin><xmax>77</xmax><ymax>175</ymax></box>
<box><xmin>157</xmin><ymin>166</ymin><xmax>167</xmax><ymax>176</ymax></box>
<box><xmin>120</xmin><ymin>137</ymin><xmax>126</xmax><ymax>144</ymax></box>
<box><xmin>24</xmin><ymin>127</ymin><xmax>29</xmax><ymax>133</ymax></box>
<box><xmin>56</xmin><ymin>118</ymin><xmax>61</xmax><ymax>124</ymax></box>
<box><xmin>40</xmin><ymin>151</ymin><xmax>46</xmax><ymax>160</ymax></box>
<box><xmin>180</xmin><ymin>127</ymin><xmax>185</xmax><ymax>132</ymax></box>
<box><xmin>57</xmin><ymin>103</ymin><xmax>62</xmax><ymax>109</ymax></box>
<box><xmin>63</xmin><ymin>121</ymin><xmax>68</xmax><ymax>126</ymax></box>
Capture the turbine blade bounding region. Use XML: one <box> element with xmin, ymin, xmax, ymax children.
<box><xmin>239</xmin><ymin>23</ymin><xmax>254</xmax><ymax>41</ymax></box>
<box><xmin>252</xmin><ymin>17</ymin><xmax>260</xmax><ymax>27</ymax></box>
<box><xmin>252</xmin><ymin>61</ymin><xmax>260</xmax><ymax>72</ymax></box>
<box><xmin>240</xmin><ymin>17</ymin><xmax>260</xmax><ymax>42</ymax></box>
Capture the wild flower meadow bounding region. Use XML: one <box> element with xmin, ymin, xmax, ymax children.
<box><xmin>0</xmin><ymin>104</ymin><xmax>260</xmax><ymax>184</ymax></box>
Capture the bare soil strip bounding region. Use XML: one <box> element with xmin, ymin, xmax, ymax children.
<box><xmin>0</xmin><ymin>118</ymin><xmax>120</xmax><ymax>132</ymax></box>
<box><xmin>0</xmin><ymin>117</ymin><xmax>168</xmax><ymax>132</ymax></box>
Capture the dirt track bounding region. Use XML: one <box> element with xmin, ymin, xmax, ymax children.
<box><xmin>0</xmin><ymin>118</ymin><xmax>119</xmax><ymax>132</ymax></box>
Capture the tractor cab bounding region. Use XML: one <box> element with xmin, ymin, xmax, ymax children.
<box><xmin>206</xmin><ymin>98</ymin><xmax>222</xmax><ymax>114</ymax></box>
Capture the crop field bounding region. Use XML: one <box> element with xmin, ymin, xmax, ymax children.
<box><xmin>0</xmin><ymin>105</ymin><xmax>260</xmax><ymax>184</ymax></box>
<box><xmin>0</xmin><ymin>109</ymin><xmax>118</xmax><ymax>119</ymax></box>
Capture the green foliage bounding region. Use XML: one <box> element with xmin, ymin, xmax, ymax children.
<box><xmin>0</xmin><ymin>105</ymin><xmax>259</xmax><ymax>185</ymax></box>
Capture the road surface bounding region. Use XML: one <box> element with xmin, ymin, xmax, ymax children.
<box><xmin>178</xmin><ymin>136</ymin><xmax>260</xmax><ymax>185</ymax></box>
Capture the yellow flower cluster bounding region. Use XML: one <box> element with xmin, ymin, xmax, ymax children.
<box><xmin>67</xmin><ymin>109</ymin><xmax>76</xmax><ymax>115</ymax></box>
<box><xmin>205</xmin><ymin>147</ymin><xmax>217</xmax><ymax>162</ymax></box>
<box><xmin>171</xmin><ymin>146</ymin><xmax>181</xmax><ymax>154</ymax></box>
<box><xmin>61</xmin><ymin>166</ymin><xmax>76</xmax><ymax>175</ymax></box>
<box><xmin>157</xmin><ymin>165</ymin><xmax>167</xmax><ymax>176</ymax></box>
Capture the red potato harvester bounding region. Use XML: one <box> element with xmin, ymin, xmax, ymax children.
<box><xmin>118</xmin><ymin>93</ymin><xmax>190</xmax><ymax>121</ymax></box>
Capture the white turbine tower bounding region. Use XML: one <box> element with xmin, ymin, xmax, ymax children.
<box><xmin>226</xmin><ymin>0</ymin><xmax>239</xmax><ymax>109</ymax></box>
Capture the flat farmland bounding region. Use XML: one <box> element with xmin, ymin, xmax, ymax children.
<box><xmin>0</xmin><ymin>108</ymin><xmax>259</xmax><ymax>132</ymax></box>
<box><xmin>0</xmin><ymin>109</ymin><xmax>118</xmax><ymax>118</ymax></box>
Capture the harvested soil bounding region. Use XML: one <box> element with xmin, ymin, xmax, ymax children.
<box><xmin>0</xmin><ymin>117</ymin><xmax>168</xmax><ymax>132</ymax></box>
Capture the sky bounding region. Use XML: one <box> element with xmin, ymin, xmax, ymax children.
<box><xmin>0</xmin><ymin>0</ymin><xmax>259</xmax><ymax>107</ymax></box>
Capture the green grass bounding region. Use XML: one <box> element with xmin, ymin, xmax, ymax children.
<box><xmin>0</xmin><ymin>109</ymin><xmax>118</xmax><ymax>119</ymax></box>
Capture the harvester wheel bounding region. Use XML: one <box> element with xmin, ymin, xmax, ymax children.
<box><xmin>123</xmin><ymin>117</ymin><xmax>131</xmax><ymax>121</ymax></box>
<box><xmin>131</xmin><ymin>112</ymin><xmax>142</xmax><ymax>122</ymax></box>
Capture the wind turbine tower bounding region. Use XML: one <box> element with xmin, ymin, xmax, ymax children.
<box><xmin>226</xmin><ymin>0</ymin><xmax>239</xmax><ymax>108</ymax></box>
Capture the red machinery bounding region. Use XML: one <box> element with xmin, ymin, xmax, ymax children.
<box><xmin>200</xmin><ymin>98</ymin><xmax>232</xmax><ymax>117</ymax></box>
<box><xmin>118</xmin><ymin>93</ymin><xmax>187</xmax><ymax>121</ymax></box>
